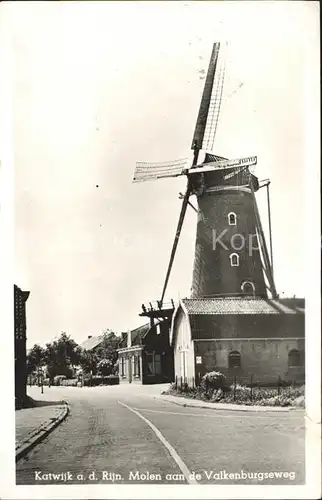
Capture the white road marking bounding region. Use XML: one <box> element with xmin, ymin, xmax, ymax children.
<box><xmin>118</xmin><ymin>400</ymin><xmax>198</xmax><ymax>485</ymax></box>
<box><xmin>128</xmin><ymin>406</ymin><xmax>302</xmax><ymax>420</ymax></box>
<box><xmin>129</xmin><ymin>407</ymin><xmax>235</xmax><ymax>418</ymax></box>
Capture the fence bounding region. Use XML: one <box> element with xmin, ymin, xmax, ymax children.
<box><xmin>28</xmin><ymin>373</ymin><xmax>121</xmax><ymax>386</ymax></box>
<box><xmin>173</xmin><ymin>374</ymin><xmax>304</xmax><ymax>402</ymax></box>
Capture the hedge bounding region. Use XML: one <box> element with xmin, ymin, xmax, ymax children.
<box><xmin>61</xmin><ymin>379</ymin><xmax>78</xmax><ymax>387</ymax></box>
<box><xmin>83</xmin><ymin>375</ymin><xmax>119</xmax><ymax>386</ymax></box>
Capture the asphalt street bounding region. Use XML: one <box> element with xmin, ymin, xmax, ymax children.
<box><xmin>16</xmin><ymin>385</ymin><xmax>305</xmax><ymax>485</ymax></box>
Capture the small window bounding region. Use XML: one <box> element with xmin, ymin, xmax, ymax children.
<box><xmin>241</xmin><ymin>281</ymin><xmax>255</xmax><ymax>295</ymax></box>
<box><xmin>228</xmin><ymin>212</ymin><xmax>237</xmax><ymax>225</ymax></box>
<box><xmin>154</xmin><ymin>354</ymin><xmax>161</xmax><ymax>375</ymax></box>
<box><xmin>228</xmin><ymin>351</ymin><xmax>241</xmax><ymax>368</ymax></box>
<box><xmin>146</xmin><ymin>352</ymin><xmax>161</xmax><ymax>375</ymax></box>
<box><xmin>156</xmin><ymin>324</ymin><xmax>161</xmax><ymax>335</ymax></box>
<box><xmin>146</xmin><ymin>353</ymin><xmax>154</xmax><ymax>375</ymax></box>
<box><xmin>230</xmin><ymin>253</ymin><xmax>239</xmax><ymax>267</ymax></box>
<box><xmin>288</xmin><ymin>349</ymin><xmax>301</xmax><ymax>367</ymax></box>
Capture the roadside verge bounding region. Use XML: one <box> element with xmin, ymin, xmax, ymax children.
<box><xmin>157</xmin><ymin>394</ymin><xmax>301</xmax><ymax>413</ymax></box>
<box><xmin>16</xmin><ymin>402</ymin><xmax>69</xmax><ymax>462</ymax></box>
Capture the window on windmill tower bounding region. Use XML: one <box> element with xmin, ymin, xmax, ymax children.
<box><xmin>228</xmin><ymin>351</ymin><xmax>241</xmax><ymax>368</ymax></box>
<box><xmin>228</xmin><ymin>212</ymin><xmax>237</xmax><ymax>225</ymax></box>
<box><xmin>229</xmin><ymin>253</ymin><xmax>239</xmax><ymax>267</ymax></box>
<box><xmin>288</xmin><ymin>349</ymin><xmax>301</xmax><ymax>367</ymax></box>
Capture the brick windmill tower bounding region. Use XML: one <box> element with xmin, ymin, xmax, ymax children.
<box><xmin>133</xmin><ymin>42</ymin><xmax>304</xmax><ymax>386</ymax></box>
<box><xmin>134</xmin><ymin>42</ymin><xmax>276</xmax><ymax>304</ymax></box>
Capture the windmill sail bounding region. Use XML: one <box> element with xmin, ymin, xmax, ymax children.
<box><xmin>133</xmin><ymin>158</ymin><xmax>189</xmax><ymax>183</ymax></box>
<box><xmin>202</xmin><ymin>44</ymin><xmax>226</xmax><ymax>152</ymax></box>
<box><xmin>160</xmin><ymin>186</ymin><xmax>191</xmax><ymax>303</ymax></box>
<box><xmin>191</xmin><ymin>42</ymin><xmax>227</xmax><ymax>152</ymax></box>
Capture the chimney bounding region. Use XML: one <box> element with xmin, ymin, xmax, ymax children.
<box><xmin>127</xmin><ymin>329</ymin><xmax>132</xmax><ymax>348</ymax></box>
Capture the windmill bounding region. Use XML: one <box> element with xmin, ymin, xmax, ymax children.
<box><xmin>134</xmin><ymin>42</ymin><xmax>277</xmax><ymax>316</ymax></box>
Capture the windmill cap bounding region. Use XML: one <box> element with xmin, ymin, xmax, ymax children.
<box><xmin>204</xmin><ymin>153</ymin><xmax>228</xmax><ymax>164</ymax></box>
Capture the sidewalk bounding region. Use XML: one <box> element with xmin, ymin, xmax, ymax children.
<box><xmin>15</xmin><ymin>391</ymin><xmax>69</xmax><ymax>461</ymax></box>
<box><xmin>156</xmin><ymin>393</ymin><xmax>302</xmax><ymax>413</ymax></box>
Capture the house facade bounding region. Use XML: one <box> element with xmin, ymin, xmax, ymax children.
<box><xmin>118</xmin><ymin>319</ymin><xmax>174</xmax><ymax>384</ymax></box>
<box><xmin>171</xmin><ymin>297</ymin><xmax>305</xmax><ymax>386</ymax></box>
<box><xmin>14</xmin><ymin>285</ymin><xmax>30</xmax><ymax>409</ymax></box>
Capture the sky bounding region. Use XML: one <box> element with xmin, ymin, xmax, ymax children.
<box><xmin>4</xmin><ymin>1</ymin><xmax>319</xmax><ymax>348</ymax></box>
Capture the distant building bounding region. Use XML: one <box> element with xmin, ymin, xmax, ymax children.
<box><xmin>171</xmin><ymin>297</ymin><xmax>305</xmax><ymax>385</ymax></box>
<box><xmin>80</xmin><ymin>335</ymin><xmax>104</xmax><ymax>352</ymax></box>
<box><xmin>14</xmin><ymin>285</ymin><xmax>30</xmax><ymax>409</ymax></box>
<box><xmin>117</xmin><ymin>319</ymin><xmax>174</xmax><ymax>384</ymax></box>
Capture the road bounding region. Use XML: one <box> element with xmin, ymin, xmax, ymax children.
<box><xmin>16</xmin><ymin>384</ymin><xmax>305</xmax><ymax>485</ymax></box>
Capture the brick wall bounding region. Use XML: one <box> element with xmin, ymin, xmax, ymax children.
<box><xmin>194</xmin><ymin>337</ymin><xmax>305</xmax><ymax>384</ymax></box>
<box><xmin>191</xmin><ymin>188</ymin><xmax>267</xmax><ymax>298</ymax></box>
<box><xmin>191</xmin><ymin>313</ymin><xmax>305</xmax><ymax>384</ymax></box>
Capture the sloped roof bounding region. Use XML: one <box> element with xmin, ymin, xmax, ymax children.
<box><xmin>171</xmin><ymin>297</ymin><xmax>305</xmax><ymax>344</ymax></box>
<box><xmin>182</xmin><ymin>297</ymin><xmax>305</xmax><ymax>315</ymax></box>
<box><xmin>80</xmin><ymin>335</ymin><xmax>104</xmax><ymax>351</ymax></box>
<box><xmin>118</xmin><ymin>323</ymin><xmax>151</xmax><ymax>349</ymax></box>
<box><xmin>131</xmin><ymin>323</ymin><xmax>150</xmax><ymax>345</ymax></box>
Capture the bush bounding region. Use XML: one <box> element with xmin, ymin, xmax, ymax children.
<box><xmin>293</xmin><ymin>395</ymin><xmax>305</xmax><ymax>408</ymax></box>
<box><xmin>48</xmin><ymin>366</ymin><xmax>74</xmax><ymax>380</ymax></box>
<box><xmin>83</xmin><ymin>375</ymin><xmax>119</xmax><ymax>386</ymax></box>
<box><xmin>165</xmin><ymin>377</ymin><xmax>305</xmax><ymax>408</ymax></box>
<box><xmin>224</xmin><ymin>383</ymin><xmax>251</xmax><ymax>403</ymax></box>
<box><xmin>200</xmin><ymin>371</ymin><xmax>228</xmax><ymax>399</ymax></box>
<box><xmin>166</xmin><ymin>381</ymin><xmax>198</xmax><ymax>397</ymax></box>
<box><xmin>259</xmin><ymin>395</ymin><xmax>292</xmax><ymax>407</ymax></box>
<box><xmin>53</xmin><ymin>375</ymin><xmax>67</xmax><ymax>386</ymax></box>
<box><xmin>287</xmin><ymin>384</ymin><xmax>305</xmax><ymax>398</ymax></box>
<box><xmin>97</xmin><ymin>359</ymin><xmax>113</xmax><ymax>376</ymax></box>
<box><xmin>61</xmin><ymin>378</ymin><xmax>78</xmax><ymax>387</ymax></box>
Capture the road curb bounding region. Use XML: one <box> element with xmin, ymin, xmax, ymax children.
<box><xmin>157</xmin><ymin>395</ymin><xmax>300</xmax><ymax>413</ymax></box>
<box><xmin>16</xmin><ymin>402</ymin><xmax>69</xmax><ymax>462</ymax></box>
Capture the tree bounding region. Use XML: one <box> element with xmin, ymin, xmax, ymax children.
<box><xmin>44</xmin><ymin>332</ymin><xmax>82</xmax><ymax>379</ymax></box>
<box><xmin>26</xmin><ymin>344</ymin><xmax>45</xmax><ymax>375</ymax></box>
<box><xmin>94</xmin><ymin>330</ymin><xmax>120</xmax><ymax>374</ymax></box>
<box><xmin>79</xmin><ymin>349</ymin><xmax>99</xmax><ymax>375</ymax></box>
